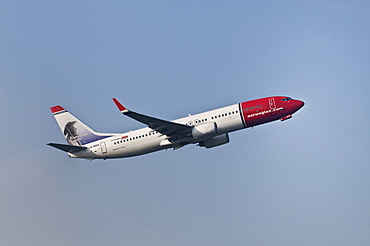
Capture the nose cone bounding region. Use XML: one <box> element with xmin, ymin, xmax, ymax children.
<box><xmin>296</xmin><ymin>100</ymin><xmax>305</xmax><ymax>109</ymax></box>
<box><xmin>292</xmin><ymin>99</ymin><xmax>305</xmax><ymax>113</ymax></box>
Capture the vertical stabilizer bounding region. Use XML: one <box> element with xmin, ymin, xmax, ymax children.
<box><xmin>50</xmin><ymin>106</ymin><xmax>113</xmax><ymax>146</ymax></box>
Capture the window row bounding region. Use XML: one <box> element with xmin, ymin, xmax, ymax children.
<box><xmin>194</xmin><ymin>118</ymin><xmax>208</xmax><ymax>124</ymax></box>
<box><xmin>113</xmin><ymin>131</ymin><xmax>159</xmax><ymax>145</ymax></box>
<box><xmin>211</xmin><ymin>110</ymin><xmax>238</xmax><ymax>120</ymax></box>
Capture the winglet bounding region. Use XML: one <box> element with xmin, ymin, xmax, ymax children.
<box><xmin>112</xmin><ymin>98</ymin><xmax>129</xmax><ymax>113</ymax></box>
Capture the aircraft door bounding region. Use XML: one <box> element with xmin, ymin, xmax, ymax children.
<box><xmin>269</xmin><ymin>98</ymin><xmax>277</xmax><ymax>116</ymax></box>
<box><xmin>100</xmin><ymin>142</ymin><xmax>107</xmax><ymax>154</ymax></box>
<box><xmin>269</xmin><ymin>98</ymin><xmax>276</xmax><ymax>110</ymax></box>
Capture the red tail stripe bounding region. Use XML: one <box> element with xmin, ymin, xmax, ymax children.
<box><xmin>50</xmin><ymin>105</ymin><xmax>65</xmax><ymax>113</ymax></box>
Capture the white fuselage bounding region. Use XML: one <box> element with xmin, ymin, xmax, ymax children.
<box><xmin>70</xmin><ymin>103</ymin><xmax>243</xmax><ymax>159</ymax></box>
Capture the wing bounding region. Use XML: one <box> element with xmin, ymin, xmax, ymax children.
<box><xmin>112</xmin><ymin>98</ymin><xmax>192</xmax><ymax>138</ymax></box>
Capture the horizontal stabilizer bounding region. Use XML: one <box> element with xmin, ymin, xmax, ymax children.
<box><xmin>47</xmin><ymin>143</ymin><xmax>87</xmax><ymax>153</ymax></box>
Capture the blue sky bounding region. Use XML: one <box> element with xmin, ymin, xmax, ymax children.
<box><xmin>1</xmin><ymin>1</ymin><xmax>370</xmax><ymax>245</ymax></box>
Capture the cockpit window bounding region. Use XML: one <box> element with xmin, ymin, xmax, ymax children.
<box><xmin>282</xmin><ymin>97</ymin><xmax>292</xmax><ymax>101</ymax></box>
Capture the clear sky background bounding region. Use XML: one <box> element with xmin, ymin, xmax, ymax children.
<box><xmin>1</xmin><ymin>1</ymin><xmax>370</xmax><ymax>245</ymax></box>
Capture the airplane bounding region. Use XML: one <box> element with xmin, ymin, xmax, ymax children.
<box><xmin>48</xmin><ymin>96</ymin><xmax>304</xmax><ymax>160</ymax></box>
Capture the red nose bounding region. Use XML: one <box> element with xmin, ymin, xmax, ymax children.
<box><xmin>296</xmin><ymin>100</ymin><xmax>305</xmax><ymax>109</ymax></box>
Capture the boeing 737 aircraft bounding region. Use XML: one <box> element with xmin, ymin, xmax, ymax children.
<box><xmin>48</xmin><ymin>96</ymin><xmax>304</xmax><ymax>160</ymax></box>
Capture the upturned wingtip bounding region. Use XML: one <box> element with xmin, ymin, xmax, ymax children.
<box><xmin>112</xmin><ymin>98</ymin><xmax>129</xmax><ymax>113</ymax></box>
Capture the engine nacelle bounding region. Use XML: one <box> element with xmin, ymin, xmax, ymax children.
<box><xmin>192</xmin><ymin>122</ymin><xmax>218</xmax><ymax>139</ymax></box>
<box><xmin>199</xmin><ymin>133</ymin><xmax>230</xmax><ymax>148</ymax></box>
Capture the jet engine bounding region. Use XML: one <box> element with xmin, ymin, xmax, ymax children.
<box><xmin>191</xmin><ymin>122</ymin><xmax>218</xmax><ymax>139</ymax></box>
<box><xmin>198</xmin><ymin>133</ymin><xmax>230</xmax><ymax>148</ymax></box>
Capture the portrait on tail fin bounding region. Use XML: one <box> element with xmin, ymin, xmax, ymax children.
<box><xmin>64</xmin><ymin>121</ymin><xmax>82</xmax><ymax>146</ymax></box>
